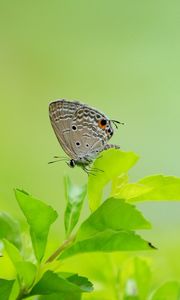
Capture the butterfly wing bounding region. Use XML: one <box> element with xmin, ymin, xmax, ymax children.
<box><xmin>49</xmin><ymin>99</ymin><xmax>81</xmax><ymax>159</ymax></box>
<box><xmin>103</xmin><ymin>144</ymin><xmax>120</xmax><ymax>150</ymax></box>
<box><xmin>69</xmin><ymin>105</ymin><xmax>114</xmax><ymax>160</ymax></box>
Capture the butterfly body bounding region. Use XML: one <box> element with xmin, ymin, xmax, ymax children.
<box><xmin>49</xmin><ymin>99</ymin><xmax>120</xmax><ymax>170</ymax></box>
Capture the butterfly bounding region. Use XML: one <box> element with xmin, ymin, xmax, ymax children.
<box><xmin>49</xmin><ymin>99</ymin><xmax>123</xmax><ymax>173</ymax></box>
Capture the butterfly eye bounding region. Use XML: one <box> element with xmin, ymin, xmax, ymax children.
<box><xmin>72</xmin><ymin>125</ymin><xmax>77</xmax><ymax>130</ymax></box>
<box><xmin>69</xmin><ymin>159</ymin><xmax>76</xmax><ymax>168</ymax></box>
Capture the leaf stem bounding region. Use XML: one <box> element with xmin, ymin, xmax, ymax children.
<box><xmin>45</xmin><ymin>234</ymin><xmax>75</xmax><ymax>263</ymax></box>
<box><xmin>16</xmin><ymin>288</ymin><xmax>27</xmax><ymax>300</ymax></box>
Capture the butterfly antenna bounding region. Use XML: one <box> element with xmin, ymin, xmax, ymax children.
<box><xmin>48</xmin><ymin>158</ymin><xmax>68</xmax><ymax>164</ymax></box>
<box><xmin>111</xmin><ymin>120</ymin><xmax>125</xmax><ymax>129</ymax></box>
<box><xmin>53</xmin><ymin>156</ymin><xmax>68</xmax><ymax>159</ymax></box>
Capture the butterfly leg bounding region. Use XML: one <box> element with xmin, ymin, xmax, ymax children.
<box><xmin>82</xmin><ymin>165</ymin><xmax>96</xmax><ymax>176</ymax></box>
<box><xmin>90</xmin><ymin>167</ymin><xmax>104</xmax><ymax>173</ymax></box>
<box><xmin>82</xmin><ymin>165</ymin><xmax>103</xmax><ymax>176</ymax></box>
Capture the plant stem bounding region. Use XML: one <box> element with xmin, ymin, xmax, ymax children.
<box><xmin>16</xmin><ymin>288</ymin><xmax>26</xmax><ymax>300</ymax></box>
<box><xmin>45</xmin><ymin>235</ymin><xmax>75</xmax><ymax>263</ymax></box>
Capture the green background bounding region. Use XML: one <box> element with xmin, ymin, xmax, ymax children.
<box><xmin>0</xmin><ymin>0</ymin><xmax>180</xmax><ymax>289</ymax></box>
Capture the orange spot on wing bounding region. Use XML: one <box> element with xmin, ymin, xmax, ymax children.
<box><xmin>98</xmin><ymin>120</ymin><xmax>106</xmax><ymax>129</ymax></box>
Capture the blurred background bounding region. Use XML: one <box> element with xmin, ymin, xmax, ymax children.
<box><xmin>0</xmin><ymin>0</ymin><xmax>180</xmax><ymax>295</ymax></box>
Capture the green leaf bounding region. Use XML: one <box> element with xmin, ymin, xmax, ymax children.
<box><xmin>65</xmin><ymin>274</ymin><xmax>93</xmax><ymax>292</ymax></box>
<box><xmin>88</xmin><ymin>149</ymin><xmax>139</xmax><ymax>211</ymax></box>
<box><xmin>112</xmin><ymin>181</ymin><xmax>152</xmax><ymax>200</ymax></box>
<box><xmin>64</xmin><ymin>176</ymin><xmax>87</xmax><ymax>237</ymax></box>
<box><xmin>0</xmin><ymin>212</ymin><xmax>22</xmax><ymax>249</ymax></box>
<box><xmin>3</xmin><ymin>239</ymin><xmax>37</xmax><ymax>289</ymax></box>
<box><xmin>60</xmin><ymin>230</ymin><xmax>155</xmax><ymax>259</ymax></box>
<box><xmin>124</xmin><ymin>296</ymin><xmax>140</xmax><ymax>300</ymax></box>
<box><xmin>151</xmin><ymin>281</ymin><xmax>180</xmax><ymax>300</ymax></box>
<box><xmin>3</xmin><ymin>239</ymin><xmax>23</xmax><ymax>265</ymax></box>
<box><xmin>128</xmin><ymin>175</ymin><xmax>180</xmax><ymax>202</ymax></box>
<box><xmin>0</xmin><ymin>279</ymin><xmax>15</xmax><ymax>300</ymax></box>
<box><xmin>15</xmin><ymin>189</ymin><xmax>58</xmax><ymax>262</ymax></box>
<box><xmin>131</xmin><ymin>257</ymin><xmax>151</xmax><ymax>300</ymax></box>
<box><xmin>30</xmin><ymin>270</ymin><xmax>92</xmax><ymax>298</ymax></box>
<box><xmin>9</xmin><ymin>280</ymin><xmax>20</xmax><ymax>300</ymax></box>
<box><xmin>60</xmin><ymin>197</ymin><xmax>155</xmax><ymax>259</ymax></box>
<box><xmin>121</xmin><ymin>257</ymin><xmax>151</xmax><ymax>300</ymax></box>
<box><xmin>76</xmin><ymin>198</ymin><xmax>151</xmax><ymax>241</ymax></box>
<box><xmin>111</xmin><ymin>173</ymin><xmax>129</xmax><ymax>195</ymax></box>
<box><xmin>38</xmin><ymin>293</ymin><xmax>81</xmax><ymax>300</ymax></box>
<box><xmin>16</xmin><ymin>261</ymin><xmax>37</xmax><ymax>288</ymax></box>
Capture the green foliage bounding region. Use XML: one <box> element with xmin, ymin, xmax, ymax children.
<box><xmin>67</xmin><ymin>274</ymin><xmax>93</xmax><ymax>292</ymax></box>
<box><xmin>120</xmin><ymin>257</ymin><xmax>151</xmax><ymax>300</ymax></box>
<box><xmin>88</xmin><ymin>149</ymin><xmax>139</xmax><ymax>211</ymax></box>
<box><xmin>0</xmin><ymin>149</ymin><xmax>180</xmax><ymax>299</ymax></box>
<box><xmin>76</xmin><ymin>198</ymin><xmax>151</xmax><ymax>241</ymax></box>
<box><xmin>64</xmin><ymin>176</ymin><xmax>87</xmax><ymax>237</ymax></box>
<box><xmin>59</xmin><ymin>197</ymin><xmax>154</xmax><ymax>259</ymax></box>
<box><xmin>3</xmin><ymin>239</ymin><xmax>23</xmax><ymax>265</ymax></box>
<box><xmin>151</xmin><ymin>281</ymin><xmax>180</xmax><ymax>300</ymax></box>
<box><xmin>15</xmin><ymin>189</ymin><xmax>58</xmax><ymax>262</ymax></box>
<box><xmin>3</xmin><ymin>239</ymin><xmax>37</xmax><ymax>292</ymax></box>
<box><xmin>0</xmin><ymin>212</ymin><xmax>22</xmax><ymax>249</ymax></box>
<box><xmin>29</xmin><ymin>271</ymin><xmax>93</xmax><ymax>298</ymax></box>
<box><xmin>9</xmin><ymin>280</ymin><xmax>20</xmax><ymax>300</ymax></box>
<box><xmin>0</xmin><ymin>279</ymin><xmax>15</xmax><ymax>300</ymax></box>
<box><xmin>60</xmin><ymin>230</ymin><xmax>154</xmax><ymax>260</ymax></box>
<box><xmin>15</xmin><ymin>262</ymin><xmax>37</xmax><ymax>290</ymax></box>
<box><xmin>112</xmin><ymin>174</ymin><xmax>180</xmax><ymax>202</ymax></box>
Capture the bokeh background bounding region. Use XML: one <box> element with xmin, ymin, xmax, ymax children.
<box><xmin>0</xmin><ymin>0</ymin><xmax>180</xmax><ymax>296</ymax></box>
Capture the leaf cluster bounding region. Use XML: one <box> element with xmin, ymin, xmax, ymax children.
<box><xmin>0</xmin><ymin>149</ymin><xmax>180</xmax><ymax>299</ymax></box>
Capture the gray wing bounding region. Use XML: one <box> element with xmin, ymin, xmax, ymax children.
<box><xmin>69</xmin><ymin>105</ymin><xmax>114</xmax><ymax>159</ymax></box>
<box><xmin>49</xmin><ymin>99</ymin><xmax>82</xmax><ymax>159</ymax></box>
<box><xmin>103</xmin><ymin>144</ymin><xmax>120</xmax><ymax>150</ymax></box>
